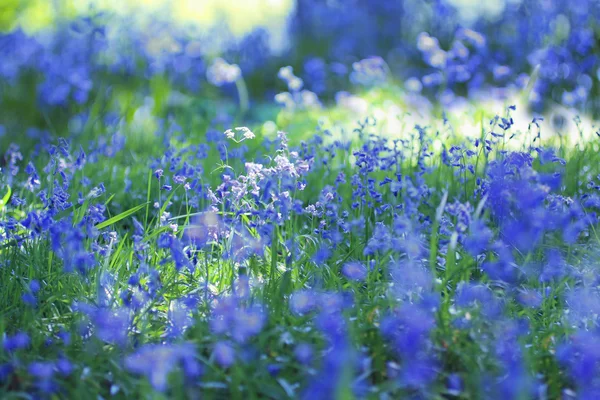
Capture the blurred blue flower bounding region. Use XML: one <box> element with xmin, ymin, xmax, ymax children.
<box><xmin>125</xmin><ymin>343</ymin><xmax>200</xmax><ymax>391</ymax></box>
<box><xmin>341</xmin><ymin>261</ymin><xmax>367</xmax><ymax>282</ymax></box>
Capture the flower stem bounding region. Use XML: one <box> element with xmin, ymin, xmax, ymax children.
<box><xmin>235</xmin><ymin>77</ymin><xmax>249</xmax><ymax>115</ymax></box>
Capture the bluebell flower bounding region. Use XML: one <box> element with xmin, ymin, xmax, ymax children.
<box><xmin>341</xmin><ymin>261</ymin><xmax>367</xmax><ymax>282</ymax></box>
<box><xmin>0</xmin><ymin>363</ymin><xmax>13</xmax><ymax>382</ymax></box>
<box><xmin>165</xmin><ymin>301</ymin><xmax>192</xmax><ymax>339</ymax></box>
<box><xmin>312</xmin><ymin>246</ymin><xmax>331</xmax><ymax>265</ymax></box>
<box><xmin>290</xmin><ymin>290</ymin><xmax>317</xmax><ymax>315</ymax></box>
<box><xmin>516</xmin><ymin>289</ymin><xmax>543</xmax><ymax>308</ymax></box>
<box><xmin>28</xmin><ymin>361</ymin><xmax>56</xmax><ymax>392</ymax></box>
<box><xmin>213</xmin><ymin>341</ymin><xmax>236</xmax><ymax>368</ymax></box>
<box><xmin>447</xmin><ymin>373</ymin><xmax>463</xmax><ymax>396</ymax></box>
<box><xmin>125</xmin><ymin>343</ymin><xmax>200</xmax><ymax>392</ymax></box>
<box><xmin>539</xmin><ymin>249</ymin><xmax>567</xmax><ymax>282</ymax></box>
<box><xmin>363</xmin><ymin>222</ymin><xmax>391</xmax><ymax>255</ymax></box>
<box><xmin>390</xmin><ymin>260</ymin><xmax>434</xmax><ymax>298</ymax></box>
<box><xmin>295</xmin><ymin>343</ymin><xmax>313</xmax><ymax>365</ymax></box>
<box><xmin>400</xmin><ymin>356</ymin><xmax>438</xmax><ymax>389</ymax></box>
<box><xmin>75</xmin><ymin>303</ymin><xmax>130</xmax><ymax>346</ymax></box>
<box><xmin>3</xmin><ymin>331</ymin><xmax>30</xmax><ymax>352</ymax></box>
<box><xmin>267</xmin><ymin>364</ymin><xmax>282</xmax><ymax>376</ymax></box>
<box><xmin>232</xmin><ymin>306</ymin><xmax>266</xmax><ymax>343</ymax></box>
<box><xmin>22</xmin><ymin>291</ymin><xmax>37</xmax><ymax>307</ymax></box>
<box><xmin>56</xmin><ymin>356</ymin><xmax>74</xmax><ymax>377</ymax></box>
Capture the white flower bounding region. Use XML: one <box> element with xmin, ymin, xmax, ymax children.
<box><xmin>300</xmin><ymin>90</ymin><xmax>321</xmax><ymax>109</ymax></box>
<box><xmin>278</xmin><ymin>66</ymin><xmax>304</xmax><ymax>92</ymax></box>
<box><xmin>288</xmin><ymin>76</ymin><xmax>304</xmax><ymax>91</ymax></box>
<box><xmin>224</xmin><ymin>129</ymin><xmax>235</xmax><ymax>139</ymax></box>
<box><xmin>275</xmin><ymin>92</ymin><xmax>295</xmax><ymax>109</ymax></box>
<box><xmin>207</xmin><ymin>58</ymin><xmax>241</xmax><ymax>87</ymax></box>
<box><xmin>224</xmin><ymin>127</ymin><xmax>255</xmax><ymax>142</ymax></box>
<box><xmin>234</xmin><ymin>127</ymin><xmax>255</xmax><ymax>140</ymax></box>
<box><xmin>278</xmin><ymin>66</ymin><xmax>294</xmax><ymax>80</ymax></box>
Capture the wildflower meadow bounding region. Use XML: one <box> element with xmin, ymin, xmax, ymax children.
<box><xmin>2</xmin><ymin>1</ymin><xmax>600</xmax><ymax>399</ymax></box>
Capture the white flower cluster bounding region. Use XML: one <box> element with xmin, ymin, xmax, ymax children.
<box><xmin>210</xmin><ymin>131</ymin><xmax>311</xmax><ymax>214</ymax></box>
<box><xmin>224</xmin><ymin>127</ymin><xmax>255</xmax><ymax>142</ymax></box>
<box><xmin>275</xmin><ymin>66</ymin><xmax>321</xmax><ymax>111</ymax></box>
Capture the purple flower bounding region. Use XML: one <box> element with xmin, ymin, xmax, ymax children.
<box><xmin>29</xmin><ymin>280</ymin><xmax>41</xmax><ymax>293</ymax></box>
<box><xmin>22</xmin><ymin>279</ymin><xmax>41</xmax><ymax>307</ymax></box>
<box><xmin>22</xmin><ymin>292</ymin><xmax>37</xmax><ymax>307</ymax></box>
<box><xmin>231</xmin><ymin>306</ymin><xmax>266</xmax><ymax>343</ymax></box>
<box><xmin>295</xmin><ymin>343</ymin><xmax>313</xmax><ymax>365</ymax></box>
<box><xmin>3</xmin><ymin>331</ymin><xmax>30</xmax><ymax>352</ymax></box>
<box><xmin>517</xmin><ymin>289</ymin><xmax>543</xmax><ymax>308</ymax></box>
<box><xmin>290</xmin><ymin>290</ymin><xmax>317</xmax><ymax>315</ymax></box>
<box><xmin>213</xmin><ymin>341</ymin><xmax>236</xmax><ymax>368</ymax></box>
<box><xmin>125</xmin><ymin>343</ymin><xmax>199</xmax><ymax>392</ymax></box>
<box><xmin>342</xmin><ymin>261</ymin><xmax>367</xmax><ymax>281</ymax></box>
<box><xmin>400</xmin><ymin>356</ymin><xmax>438</xmax><ymax>389</ymax></box>
<box><xmin>364</xmin><ymin>223</ymin><xmax>391</xmax><ymax>255</ymax></box>
<box><xmin>312</xmin><ymin>246</ymin><xmax>331</xmax><ymax>264</ymax></box>
<box><xmin>28</xmin><ymin>361</ymin><xmax>55</xmax><ymax>392</ymax></box>
<box><xmin>75</xmin><ymin>304</ymin><xmax>130</xmax><ymax>346</ymax></box>
<box><xmin>166</xmin><ymin>301</ymin><xmax>192</xmax><ymax>339</ymax></box>
<box><xmin>56</xmin><ymin>356</ymin><xmax>73</xmax><ymax>377</ymax></box>
<box><xmin>447</xmin><ymin>373</ymin><xmax>463</xmax><ymax>396</ymax></box>
<box><xmin>267</xmin><ymin>364</ymin><xmax>282</xmax><ymax>376</ymax></box>
<box><xmin>463</xmin><ymin>219</ymin><xmax>493</xmax><ymax>256</ymax></box>
<box><xmin>0</xmin><ymin>363</ymin><xmax>13</xmax><ymax>382</ymax></box>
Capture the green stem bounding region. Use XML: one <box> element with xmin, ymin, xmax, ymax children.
<box><xmin>235</xmin><ymin>78</ymin><xmax>249</xmax><ymax>115</ymax></box>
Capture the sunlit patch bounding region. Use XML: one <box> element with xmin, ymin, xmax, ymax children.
<box><xmin>330</xmin><ymin>86</ymin><xmax>597</xmax><ymax>150</ymax></box>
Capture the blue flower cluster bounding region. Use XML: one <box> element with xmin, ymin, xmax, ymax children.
<box><xmin>0</xmin><ymin>94</ymin><xmax>599</xmax><ymax>397</ymax></box>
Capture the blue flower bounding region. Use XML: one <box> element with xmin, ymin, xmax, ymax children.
<box><xmin>363</xmin><ymin>222</ymin><xmax>391</xmax><ymax>255</ymax></box>
<box><xmin>342</xmin><ymin>261</ymin><xmax>367</xmax><ymax>282</ymax></box>
<box><xmin>3</xmin><ymin>331</ymin><xmax>30</xmax><ymax>352</ymax></box>
<box><xmin>295</xmin><ymin>343</ymin><xmax>313</xmax><ymax>365</ymax></box>
<box><xmin>28</xmin><ymin>361</ymin><xmax>56</xmax><ymax>392</ymax></box>
<box><xmin>290</xmin><ymin>290</ymin><xmax>317</xmax><ymax>315</ymax></box>
<box><xmin>125</xmin><ymin>343</ymin><xmax>200</xmax><ymax>392</ymax></box>
<box><xmin>213</xmin><ymin>341</ymin><xmax>236</xmax><ymax>368</ymax></box>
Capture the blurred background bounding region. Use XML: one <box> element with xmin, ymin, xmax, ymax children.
<box><xmin>1</xmin><ymin>0</ymin><xmax>599</xmax><ymax>145</ymax></box>
<box><xmin>1</xmin><ymin>0</ymin><xmax>522</xmax><ymax>38</ymax></box>
<box><xmin>1</xmin><ymin>0</ymin><xmax>295</xmax><ymax>50</ymax></box>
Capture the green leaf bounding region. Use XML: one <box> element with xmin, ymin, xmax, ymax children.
<box><xmin>0</xmin><ymin>185</ymin><xmax>11</xmax><ymax>210</ymax></box>
<box><xmin>104</xmin><ymin>193</ymin><xmax>116</xmax><ymax>206</ymax></box>
<box><xmin>96</xmin><ymin>202</ymin><xmax>148</xmax><ymax>230</ymax></box>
